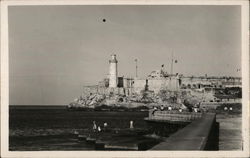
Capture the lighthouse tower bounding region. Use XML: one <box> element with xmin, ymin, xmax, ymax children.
<box><xmin>109</xmin><ymin>54</ymin><xmax>118</xmax><ymax>87</ymax></box>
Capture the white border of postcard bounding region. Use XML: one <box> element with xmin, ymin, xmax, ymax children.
<box><xmin>1</xmin><ymin>0</ymin><xmax>249</xmax><ymax>158</ymax></box>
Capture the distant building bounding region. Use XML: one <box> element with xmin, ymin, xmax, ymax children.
<box><xmin>84</xmin><ymin>54</ymin><xmax>241</xmax><ymax>97</ymax></box>
<box><xmin>181</xmin><ymin>76</ymin><xmax>241</xmax><ymax>90</ymax></box>
<box><xmin>93</xmin><ymin>54</ymin><xmax>180</xmax><ymax>96</ymax></box>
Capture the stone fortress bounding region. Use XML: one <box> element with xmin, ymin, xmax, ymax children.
<box><xmin>69</xmin><ymin>54</ymin><xmax>242</xmax><ymax>109</ymax></box>
<box><xmin>83</xmin><ymin>54</ymin><xmax>181</xmax><ymax>96</ymax></box>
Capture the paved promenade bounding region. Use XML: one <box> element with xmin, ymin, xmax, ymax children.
<box><xmin>217</xmin><ymin>114</ymin><xmax>242</xmax><ymax>150</ymax></box>
<box><xmin>150</xmin><ymin>113</ymin><xmax>217</xmax><ymax>150</ymax></box>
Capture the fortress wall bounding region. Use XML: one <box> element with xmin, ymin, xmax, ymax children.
<box><xmin>147</xmin><ymin>78</ymin><xmax>180</xmax><ymax>93</ymax></box>
<box><xmin>181</xmin><ymin>77</ymin><xmax>242</xmax><ymax>88</ymax></box>
<box><xmin>124</xmin><ymin>88</ymin><xmax>131</xmax><ymax>96</ymax></box>
<box><xmin>132</xmin><ymin>78</ymin><xmax>181</xmax><ymax>94</ymax></box>
<box><xmin>97</xmin><ymin>87</ymin><xmax>109</xmax><ymax>94</ymax></box>
<box><xmin>181</xmin><ymin>78</ymin><xmax>211</xmax><ymax>88</ymax></box>
<box><xmin>123</xmin><ymin>79</ymin><xmax>129</xmax><ymax>88</ymax></box>
<box><xmin>147</xmin><ymin>79</ymin><xmax>164</xmax><ymax>93</ymax></box>
<box><xmin>82</xmin><ymin>86</ymin><xmax>135</xmax><ymax>96</ymax></box>
<box><xmin>169</xmin><ymin>78</ymin><xmax>180</xmax><ymax>91</ymax></box>
<box><xmin>132</xmin><ymin>87</ymin><xmax>144</xmax><ymax>94</ymax></box>
<box><xmin>182</xmin><ymin>78</ymin><xmax>207</xmax><ymax>84</ymax></box>
<box><xmin>123</xmin><ymin>78</ymin><xmax>133</xmax><ymax>88</ymax></box>
<box><xmin>133</xmin><ymin>79</ymin><xmax>146</xmax><ymax>88</ymax></box>
<box><xmin>109</xmin><ymin>87</ymin><xmax>136</xmax><ymax>96</ymax></box>
<box><xmin>82</xmin><ymin>77</ymin><xmax>181</xmax><ymax>97</ymax></box>
<box><xmin>109</xmin><ymin>87</ymin><xmax>127</xmax><ymax>95</ymax></box>
<box><xmin>133</xmin><ymin>79</ymin><xmax>152</xmax><ymax>94</ymax></box>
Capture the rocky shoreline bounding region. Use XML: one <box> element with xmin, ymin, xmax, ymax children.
<box><xmin>67</xmin><ymin>90</ymin><xmax>194</xmax><ymax>111</ymax></box>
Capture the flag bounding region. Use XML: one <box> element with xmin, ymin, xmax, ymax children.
<box><xmin>175</xmin><ymin>60</ymin><xmax>178</xmax><ymax>63</ymax></box>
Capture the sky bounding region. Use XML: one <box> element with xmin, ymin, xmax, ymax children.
<box><xmin>8</xmin><ymin>5</ymin><xmax>241</xmax><ymax>105</ymax></box>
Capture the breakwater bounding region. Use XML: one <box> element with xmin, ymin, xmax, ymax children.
<box><xmin>150</xmin><ymin>113</ymin><xmax>219</xmax><ymax>150</ymax></box>
<box><xmin>75</xmin><ymin>128</ymin><xmax>162</xmax><ymax>150</ymax></box>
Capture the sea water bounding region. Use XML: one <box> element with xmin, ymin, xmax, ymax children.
<box><xmin>9</xmin><ymin>105</ymin><xmax>149</xmax><ymax>151</ymax></box>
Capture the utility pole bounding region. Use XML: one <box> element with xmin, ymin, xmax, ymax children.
<box><xmin>135</xmin><ymin>59</ymin><xmax>138</xmax><ymax>78</ymax></box>
<box><xmin>170</xmin><ymin>52</ymin><xmax>173</xmax><ymax>75</ymax></box>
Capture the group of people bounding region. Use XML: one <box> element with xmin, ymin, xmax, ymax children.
<box><xmin>92</xmin><ymin>120</ymin><xmax>134</xmax><ymax>132</ymax></box>
<box><xmin>154</xmin><ymin>105</ymin><xmax>183</xmax><ymax>112</ymax></box>
<box><xmin>153</xmin><ymin>105</ymin><xmax>203</xmax><ymax>113</ymax></box>
<box><xmin>224</xmin><ymin>107</ymin><xmax>233</xmax><ymax>111</ymax></box>
<box><xmin>92</xmin><ymin>121</ymin><xmax>108</xmax><ymax>132</ymax></box>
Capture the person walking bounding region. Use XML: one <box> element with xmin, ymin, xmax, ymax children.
<box><xmin>98</xmin><ymin>126</ymin><xmax>101</xmax><ymax>132</ymax></box>
<box><xmin>130</xmin><ymin>120</ymin><xmax>134</xmax><ymax>129</ymax></box>
<box><xmin>103</xmin><ymin>122</ymin><xmax>108</xmax><ymax>131</ymax></box>
<box><xmin>93</xmin><ymin>121</ymin><xmax>97</xmax><ymax>132</ymax></box>
<box><xmin>160</xmin><ymin>105</ymin><xmax>164</xmax><ymax>111</ymax></box>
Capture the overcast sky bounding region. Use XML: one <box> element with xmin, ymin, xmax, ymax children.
<box><xmin>9</xmin><ymin>5</ymin><xmax>241</xmax><ymax>105</ymax></box>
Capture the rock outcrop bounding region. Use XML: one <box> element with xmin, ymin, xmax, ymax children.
<box><xmin>68</xmin><ymin>93</ymin><xmax>106</xmax><ymax>109</ymax></box>
<box><xmin>68</xmin><ymin>88</ymin><xmax>204</xmax><ymax>110</ymax></box>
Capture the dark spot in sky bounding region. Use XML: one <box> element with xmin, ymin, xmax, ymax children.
<box><xmin>102</xmin><ymin>19</ymin><xmax>106</xmax><ymax>22</ymax></box>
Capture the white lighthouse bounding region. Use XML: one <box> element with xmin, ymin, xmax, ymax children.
<box><xmin>109</xmin><ymin>54</ymin><xmax>118</xmax><ymax>87</ymax></box>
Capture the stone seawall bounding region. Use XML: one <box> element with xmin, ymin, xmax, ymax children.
<box><xmin>82</xmin><ymin>86</ymin><xmax>136</xmax><ymax>96</ymax></box>
<box><xmin>150</xmin><ymin>113</ymin><xmax>219</xmax><ymax>150</ymax></box>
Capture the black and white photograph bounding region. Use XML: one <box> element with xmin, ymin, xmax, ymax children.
<box><xmin>1</xmin><ymin>0</ymin><xmax>249</xmax><ymax>157</ymax></box>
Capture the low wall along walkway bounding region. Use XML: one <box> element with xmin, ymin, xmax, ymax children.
<box><xmin>150</xmin><ymin>113</ymin><xmax>219</xmax><ymax>150</ymax></box>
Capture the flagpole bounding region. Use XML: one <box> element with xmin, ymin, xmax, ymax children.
<box><xmin>135</xmin><ymin>59</ymin><xmax>138</xmax><ymax>78</ymax></box>
<box><xmin>171</xmin><ymin>52</ymin><xmax>173</xmax><ymax>75</ymax></box>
